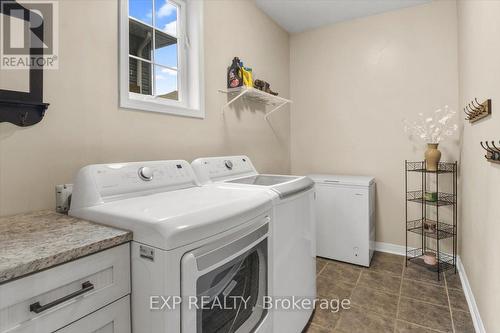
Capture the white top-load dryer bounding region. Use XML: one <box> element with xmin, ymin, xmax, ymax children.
<box><xmin>309</xmin><ymin>175</ymin><xmax>375</xmax><ymax>267</ymax></box>
<box><xmin>69</xmin><ymin>160</ymin><xmax>275</xmax><ymax>333</ymax></box>
<box><xmin>191</xmin><ymin>156</ymin><xmax>316</xmax><ymax>333</ymax></box>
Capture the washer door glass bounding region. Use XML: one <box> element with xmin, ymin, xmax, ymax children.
<box><xmin>196</xmin><ymin>240</ymin><xmax>267</xmax><ymax>333</ymax></box>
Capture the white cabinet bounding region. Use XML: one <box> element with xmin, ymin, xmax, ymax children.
<box><xmin>0</xmin><ymin>243</ymin><xmax>130</xmax><ymax>333</ymax></box>
<box><xmin>55</xmin><ymin>296</ymin><xmax>130</xmax><ymax>333</ymax></box>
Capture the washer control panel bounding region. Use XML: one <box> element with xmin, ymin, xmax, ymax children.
<box><xmin>191</xmin><ymin>156</ymin><xmax>256</xmax><ymax>183</ymax></box>
<box><xmin>90</xmin><ymin>160</ymin><xmax>197</xmax><ymax>200</ymax></box>
<box><xmin>71</xmin><ymin>160</ymin><xmax>200</xmax><ymax>209</ymax></box>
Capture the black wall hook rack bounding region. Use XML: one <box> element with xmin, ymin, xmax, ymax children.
<box><xmin>464</xmin><ymin>98</ymin><xmax>491</xmax><ymax>123</ymax></box>
<box><xmin>0</xmin><ymin>0</ymin><xmax>49</xmax><ymax>127</ymax></box>
<box><xmin>480</xmin><ymin>141</ymin><xmax>500</xmax><ymax>164</ymax></box>
<box><xmin>0</xmin><ymin>100</ymin><xmax>49</xmax><ymax>127</ymax></box>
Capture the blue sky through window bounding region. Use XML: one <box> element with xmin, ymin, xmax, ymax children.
<box><xmin>155</xmin><ymin>0</ymin><xmax>177</xmax><ymax>36</ymax></box>
<box><xmin>155</xmin><ymin>43</ymin><xmax>177</xmax><ymax>68</ymax></box>
<box><xmin>129</xmin><ymin>0</ymin><xmax>179</xmax><ymax>97</ymax></box>
<box><xmin>129</xmin><ymin>0</ymin><xmax>153</xmax><ymax>25</ymax></box>
<box><xmin>155</xmin><ymin>66</ymin><xmax>177</xmax><ymax>97</ymax></box>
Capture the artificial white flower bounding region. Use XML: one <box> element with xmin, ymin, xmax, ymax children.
<box><xmin>403</xmin><ymin>106</ymin><xmax>458</xmax><ymax>144</ymax></box>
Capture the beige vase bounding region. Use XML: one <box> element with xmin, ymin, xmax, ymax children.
<box><xmin>425</xmin><ymin>143</ymin><xmax>441</xmax><ymax>171</ymax></box>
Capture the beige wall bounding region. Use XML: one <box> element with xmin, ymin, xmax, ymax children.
<box><xmin>458</xmin><ymin>1</ymin><xmax>500</xmax><ymax>331</ymax></box>
<box><xmin>290</xmin><ymin>1</ymin><xmax>460</xmax><ymax>246</ymax></box>
<box><xmin>0</xmin><ymin>0</ymin><xmax>291</xmax><ymax>216</ymax></box>
<box><xmin>2</xmin><ymin>0</ymin><xmax>498</xmax><ymax>328</ymax></box>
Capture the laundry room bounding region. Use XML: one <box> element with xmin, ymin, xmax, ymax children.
<box><xmin>0</xmin><ymin>0</ymin><xmax>498</xmax><ymax>332</ymax></box>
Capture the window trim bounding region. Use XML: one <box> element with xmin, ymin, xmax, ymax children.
<box><xmin>119</xmin><ymin>0</ymin><xmax>204</xmax><ymax>118</ymax></box>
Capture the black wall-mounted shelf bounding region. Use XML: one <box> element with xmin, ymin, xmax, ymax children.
<box><xmin>0</xmin><ymin>100</ymin><xmax>49</xmax><ymax>127</ymax></box>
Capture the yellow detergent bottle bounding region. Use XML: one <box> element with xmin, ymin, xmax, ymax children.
<box><xmin>241</xmin><ymin>67</ymin><xmax>253</xmax><ymax>87</ymax></box>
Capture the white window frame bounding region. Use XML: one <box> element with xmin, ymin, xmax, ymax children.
<box><xmin>119</xmin><ymin>0</ymin><xmax>204</xmax><ymax>118</ymax></box>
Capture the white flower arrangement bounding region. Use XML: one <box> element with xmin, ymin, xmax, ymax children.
<box><xmin>403</xmin><ymin>105</ymin><xmax>459</xmax><ymax>144</ymax></box>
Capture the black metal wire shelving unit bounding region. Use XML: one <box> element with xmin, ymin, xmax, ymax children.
<box><xmin>405</xmin><ymin>161</ymin><xmax>458</xmax><ymax>280</ymax></box>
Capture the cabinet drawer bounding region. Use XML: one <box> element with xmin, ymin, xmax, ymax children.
<box><xmin>55</xmin><ymin>295</ymin><xmax>130</xmax><ymax>333</ymax></box>
<box><xmin>0</xmin><ymin>243</ymin><xmax>130</xmax><ymax>333</ymax></box>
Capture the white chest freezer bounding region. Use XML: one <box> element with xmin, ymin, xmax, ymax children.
<box><xmin>309</xmin><ymin>174</ymin><xmax>375</xmax><ymax>267</ymax></box>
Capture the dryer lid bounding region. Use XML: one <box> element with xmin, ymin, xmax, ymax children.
<box><xmin>228</xmin><ymin>174</ymin><xmax>314</xmax><ymax>199</ymax></box>
<box><xmin>227</xmin><ymin>174</ymin><xmax>297</xmax><ymax>186</ymax></box>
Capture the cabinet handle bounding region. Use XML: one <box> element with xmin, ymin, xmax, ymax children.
<box><xmin>29</xmin><ymin>281</ymin><xmax>94</xmax><ymax>314</ymax></box>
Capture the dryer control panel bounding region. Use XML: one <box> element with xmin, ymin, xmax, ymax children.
<box><xmin>70</xmin><ymin>160</ymin><xmax>199</xmax><ymax>209</ymax></box>
<box><xmin>191</xmin><ymin>155</ymin><xmax>257</xmax><ymax>184</ymax></box>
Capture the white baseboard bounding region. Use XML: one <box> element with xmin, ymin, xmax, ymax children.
<box><xmin>375</xmin><ymin>241</ymin><xmax>485</xmax><ymax>333</ymax></box>
<box><xmin>456</xmin><ymin>257</ymin><xmax>486</xmax><ymax>333</ymax></box>
<box><xmin>374</xmin><ymin>241</ymin><xmax>407</xmax><ymax>255</ymax></box>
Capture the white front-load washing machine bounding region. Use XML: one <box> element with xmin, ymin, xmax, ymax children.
<box><xmin>191</xmin><ymin>156</ymin><xmax>316</xmax><ymax>333</ymax></box>
<box><xmin>69</xmin><ymin>160</ymin><xmax>274</xmax><ymax>333</ymax></box>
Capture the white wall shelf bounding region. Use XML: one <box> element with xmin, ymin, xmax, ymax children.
<box><xmin>218</xmin><ymin>86</ymin><xmax>292</xmax><ymax>120</ymax></box>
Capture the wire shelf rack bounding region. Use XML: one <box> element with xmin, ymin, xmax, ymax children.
<box><xmin>218</xmin><ymin>86</ymin><xmax>292</xmax><ymax>120</ymax></box>
<box><xmin>406</xmin><ymin>190</ymin><xmax>455</xmax><ymax>206</ymax></box>
<box><xmin>407</xmin><ymin>248</ymin><xmax>455</xmax><ymax>273</ymax></box>
<box><xmin>405</xmin><ymin>160</ymin><xmax>458</xmax><ymax>281</ymax></box>
<box><xmin>406</xmin><ymin>219</ymin><xmax>456</xmax><ymax>240</ymax></box>
<box><xmin>406</xmin><ymin>161</ymin><xmax>456</xmax><ymax>174</ymax></box>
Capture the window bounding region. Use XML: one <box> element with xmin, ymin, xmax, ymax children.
<box><xmin>119</xmin><ymin>0</ymin><xmax>204</xmax><ymax>118</ymax></box>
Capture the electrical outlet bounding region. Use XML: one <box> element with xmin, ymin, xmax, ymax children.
<box><xmin>55</xmin><ymin>184</ymin><xmax>73</xmax><ymax>213</ymax></box>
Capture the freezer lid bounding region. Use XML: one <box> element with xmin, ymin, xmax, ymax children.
<box><xmin>308</xmin><ymin>174</ymin><xmax>375</xmax><ymax>186</ymax></box>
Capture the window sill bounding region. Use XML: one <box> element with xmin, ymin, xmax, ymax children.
<box><xmin>120</xmin><ymin>95</ymin><xmax>204</xmax><ymax>119</ymax></box>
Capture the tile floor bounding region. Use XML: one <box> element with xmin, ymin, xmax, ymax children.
<box><xmin>304</xmin><ymin>252</ymin><xmax>475</xmax><ymax>333</ymax></box>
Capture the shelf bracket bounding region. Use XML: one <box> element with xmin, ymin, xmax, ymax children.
<box><xmin>264</xmin><ymin>101</ymin><xmax>289</xmax><ymax>121</ymax></box>
<box><xmin>220</xmin><ymin>89</ymin><xmax>248</xmax><ymax>115</ymax></box>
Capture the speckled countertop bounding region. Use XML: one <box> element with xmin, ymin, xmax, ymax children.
<box><xmin>0</xmin><ymin>210</ymin><xmax>132</xmax><ymax>284</ymax></box>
